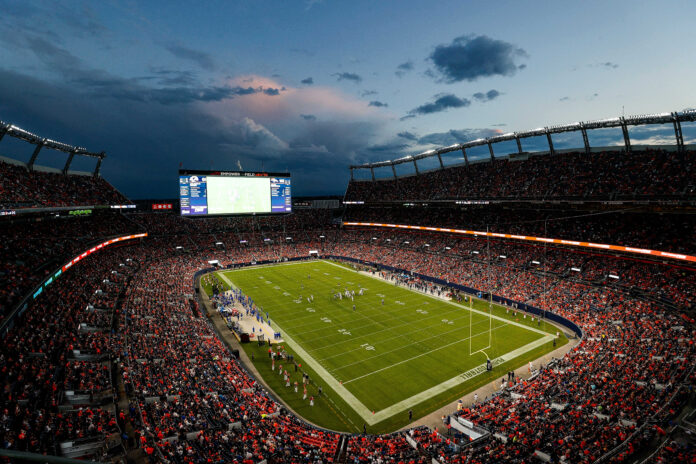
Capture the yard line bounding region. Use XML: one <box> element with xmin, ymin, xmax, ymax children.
<box><xmin>341</xmin><ymin>322</ymin><xmax>510</xmax><ymax>385</ymax></box>
<box><xmin>309</xmin><ymin>306</ymin><xmax>469</xmax><ymax>348</ymax></box>
<box><xmin>326</xmin><ymin>318</ymin><xmax>500</xmax><ymax>368</ymax></box>
<box><xmin>325</xmin><ymin>259</ymin><xmax>551</xmax><ymax>338</ymax></box>
<box><xmin>286</xmin><ymin>296</ymin><xmax>458</xmax><ymax>339</ymax></box>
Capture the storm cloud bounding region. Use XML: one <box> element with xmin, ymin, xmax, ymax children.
<box><xmin>429</xmin><ymin>35</ymin><xmax>528</xmax><ymax>83</ymax></box>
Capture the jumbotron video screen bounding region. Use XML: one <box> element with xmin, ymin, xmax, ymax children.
<box><xmin>179</xmin><ymin>170</ymin><xmax>291</xmax><ymax>216</ymax></box>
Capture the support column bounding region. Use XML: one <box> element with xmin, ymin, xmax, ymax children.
<box><xmin>620</xmin><ymin>117</ymin><xmax>631</xmax><ymax>153</ymax></box>
<box><xmin>580</xmin><ymin>123</ymin><xmax>590</xmax><ymax>154</ymax></box>
<box><xmin>0</xmin><ymin>125</ymin><xmax>8</xmax><ymax>144</ymax></box>
<box><xmin>93</xmin><ymin>155</ymin><xmax>104</xmax><ymax>177</ymax></box>
<box><xmin>27</xmin><ymin>139</ymin><xmax>45</xmax><ymax>171</ymax></box>
<box><xmin>487</xmin><ymin>142</ymin><xmax>495</xmax><ymax>161</ymax></box>
<box><xmin>391</xmin><ymin>163</ymin><xmax>397</xmax><ymax>179</ymax></box>
<box><xmin>437</xmin><ymin>152</ymin><xmax>444</xmax><ymax>169</ymax></box>
<box><xmin>545</xmin><ymin>129</ymin><xmax>555</xmax><ymax>155</ymax></box>
<box><xmin>462</xmin><ymin>148</ymin><xmax>469</xmax><ymax>166</ymax></box>
<box><xmin>672</xmin><ymin>113</ymin><xmax>684</xmax><ymax>153</ymax></box>
<box><xmin>413</xmin><ymin>159</ymin><xmax>419</xmax><ymax>175</ymax></box>
<box><xmin>63</xmin><ymin>149</ymin><xmax>77</xmax><ymax>175</ymax></box>
<box><xmin>370</xmin><ymin>167</ymin><xmax>375</xmax><ymax>181</ymax></box>
<box><xmin>515</xmin><ymin>135</ymin><xmax>523</xmax><ymax>153</ymax></box>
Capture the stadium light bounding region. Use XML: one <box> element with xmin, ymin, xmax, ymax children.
<box><xmin>608</xmin><ymin>274</ymin><xmax>620</xmax><ymax>279</ymax></box>
<box><xmin>403</xmin><ymin>241</ymin><xmax>410</xmax><ymax>244</ymax></box>
<box><xmin>424</xmin><ymin>243</ymin><xmax>430</xmax><ymax>247</ymax></box>
<box><xmin>571</xmin><ymin>267</ymin><xmax>581</xmax><ymax>272</ymax></box>
<box><xmin>175</xmin><ymin>246</ymin><xmax>183</xmax><ymax>250</ymax></box>
<box><xmin>472</xmin><ymin>250</ymin><xmax>479</xmax><ymax>255</ymax></box>
<box><xmin>215</xmin><ymin>241</ymin><xmax>223</xmax><ymax>245</ymax></box>
<box><xmin>445</xmin><ymin>246</ymin><xmax>451</xmax><ymax>250</ymax></box>
<box><xmin>499</xmin><ymin>255</ymin><xmax>506</xmax><ymax>259</ymax></box>
<box><xmin>319</xmin><ymin>235</ymin><xmax>325</xmax><ymax>239</ymax></box>
<box><xmin>531</xmin><ymin>260</ymin><xmax>540</xmax><ymax>265</ymax></box>
<box><xmin>372</xmin><ymin>237</ymin><xmax>377</xmax><ymax>240</ymax></box>
<box><xmin>286</xmin><ymin>237</ymin><xmax>292</xmax><ymax>241</ymax></box>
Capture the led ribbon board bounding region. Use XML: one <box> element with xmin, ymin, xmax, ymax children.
<box><xmin>342</xmin><ymin>222</ymin><xmax>696</xmax><ymax>264</ymax></box>
<box><xmin>30</xmin><ymin>233</ymin><xmax>149</xmax><ymax>300</ymax></box>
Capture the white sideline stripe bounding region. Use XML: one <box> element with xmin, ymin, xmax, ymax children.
<box><xmin>323</xmin><ymin>259</ymin><xmax>549</xmax><ymax>337</ymax></box>
<box><xmin>220</xmin><ymin>260</ymin><xmax>556</xmax><ymax>425</ymax></box>
<box><xmin>267</xmin><ymin>318</ymin><xmax>375</xmax><ymax>420</ymax></box>
<box><xmin>342</xmin><ymin>322</ymin><xmax>509</xmax><ymax>384</ymax></box>
<box><xmin>217</xmin><ymin>272</ymin><xmax>235</xmax><ymax>289</ymax></box>
<box><xmin>368</xmin><ymin>334</ymin><xmax>554</xmax><ymax>423</ymax></box>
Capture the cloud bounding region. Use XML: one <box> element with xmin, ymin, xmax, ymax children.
<box><xmin>361</xmin><ymin>90</ymin><xmax>377</xmax><ymax>97</ymax></box>
<box><xmin>405</xmin><ymin>93</ymin><xmax>470</xmax><ymax>118</ymax></box>
<box><xmin>333</xmin><ymin>72</ymin><xmax>362</xmax><ymax>83</ymax></box>
<box><xmin>164</xmin><ymin>44</ymin><xmax>216</xmax><ymax>71</ymax></box>
<box><xmin>417</xmin><ymin>128</ymin><xmax>503</xmax><ymax>146</ymax></box>
<box><xmin>146</xmin><ymin>68</ymin><xmax>198</xmax><ymax>87</ymax></box>
<box><xmin>395</xmin><ymin>60</ymin><xmax>414</xmax><ymax>77</ymax></box>
<box><xmin>397</xmin><ymin>131</ymin><xmax>418</xmax><ymax>141</ymax></box>
<box><xmin>368</xmin><ymin>100</ymin><xmax>388</xmax><ymax>108</ymax></box>
<box><xmin>300</xmin><ymin>114</ymin><xmax>317</xmax><ymax>121</ymax></box>
<box><xmin>559</xmin><ymin>96</ymin><xmax>570</xmax><ymax>102</ymax></box>
<box><xmin>365</xmin><ymin>142</ymin><xmax>411</xmax><ymax>153</ymax></box>
<box><xmin>472</xmin><ymin>89</ymin><xmax>501</xmax><ymax>102</ymax></box>
<box><xmin>15</xmin><ymin>35</ymin><xmax>287</xmax><ymax>106</ymax></box>
<box><xmin>598</xmin><ymin>62</ymin><xmax>619</xmax><ymax>69</ymax></box>
<box><xmin>429</xmin><ymin>34</ymin><xmax>528</xmax><ymax>83</ymax></box>
<box><xmin>301</xmin><ymin>77</ymin><xmax>314</xmax><ymax>85</ymax></box>
<box><xmin>238</xmin><ymin>117</ymin><xmax>289</xmax><ymax>153</ymax></box>
<box><xmin>305</xmin><ymin>0</ymin><xmax>323</xmax><ymax>10</ymax></box>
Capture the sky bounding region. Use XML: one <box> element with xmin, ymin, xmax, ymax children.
<box><xmin>0</xmin><ymin>0</ymin><xmax>695</xmax><ymax>197</ymax></box>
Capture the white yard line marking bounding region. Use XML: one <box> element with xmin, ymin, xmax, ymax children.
<box><xmin>318</xmin><ymin>315</ymin><xmax>495</xmax><ymax>364</ymax></box>
<box><xmin>218</xmin><ymin>260</ymin><xmax>556</xmax><ymax>425</ymax></box>
<box><xmin>342</xmin><ymin>323</ymin><xmax>510</xmax><ymax>385</ymax></box>
<box><xmin>323</xmin><ymin>260</ymin><xmax>549</xmax><ymax>336</ymax></box>
<box><xmin>332</xmin><ymin>319</ymin><xmax>506</xmax><ymax>371</ymax></box>
<box><xmin>369</xmin><ymin>335</ymin><xmax>554</xmax><ymax>423</ymax></box>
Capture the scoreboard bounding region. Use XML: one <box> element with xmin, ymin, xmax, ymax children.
<box><xmin>179</xmin><ymin>170</ymin><xmax>291</xmax><ymax>216</ymax></box>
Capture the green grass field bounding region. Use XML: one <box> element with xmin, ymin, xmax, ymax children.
<box><xmin>205</xmin><ymin>259</ymin><xmax>566</xmax><ymax>433</ymax></box>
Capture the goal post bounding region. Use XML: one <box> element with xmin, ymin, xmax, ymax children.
<box><xmin>468</xmin><ymin>292</ymin><xmax>493</xmax><ymax>358</ymax></box>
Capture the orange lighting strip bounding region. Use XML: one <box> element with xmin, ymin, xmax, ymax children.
<box><xmin>342</xmin><ymin>222</ymin><xmax>696</xmax><ymax>264</ymax></box>
<box><xmin>62</xmin><ymin>233</ymin><xmax>148</xmax><ymax>272</ymax></box>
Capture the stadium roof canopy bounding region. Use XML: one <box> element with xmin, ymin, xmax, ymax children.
<box><xmin>0</xmin><ymin>120</ymin><xmax>105</xmax><ymax>175</ymax></box>
<box><xmin>350</xmin><ymin>109</ymin><xmax>696</xmax><ymax>177</ymax></box>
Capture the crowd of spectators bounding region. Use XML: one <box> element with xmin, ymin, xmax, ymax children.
<box><xmin>344</xmin><ymin>205</ymin><xmax>696</xmax><ymax>256</ymax></box>
<box><xmin>1</xmin><ymin>191</ymin><xmax>694</xmax><ymax>462</ymax></box>
<box><xmin>0</xmin><ymin>160</ymin><xmax>130</xmax><ymax>209</ymax></box>
<box><xmin>0</xmin><ymin>245</ymin><xmax>135</xmax><ymax>456</ymax></box>
<box><xmin>0</xmin><ymin>212</ymin><xmax>142</xmax><ymax>323</ymax></box>
<box><xmin>345</xmin><ymin>148</ymin><xmax>696</xmax><ymax>202</ymax></box>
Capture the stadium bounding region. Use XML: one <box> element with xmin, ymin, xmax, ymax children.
<box><xmin>1</xmin><ymin>3</ymin><xmax>695</xmax><ymax>464</ymax></box>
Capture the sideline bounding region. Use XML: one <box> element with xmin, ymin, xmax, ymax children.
<box><xmin>221</xmin><ymin>259</ymin><xmax>559</xmax><ymax>425</ymax></box>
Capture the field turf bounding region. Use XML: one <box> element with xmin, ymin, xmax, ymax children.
<box><xmin>207</xmin><ymin>259</ymin><xmax>565</xmax><ymax>433</ymax></box>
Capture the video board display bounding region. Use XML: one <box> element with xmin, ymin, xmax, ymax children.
<box><xmin>179</xmin><ymin>170</ymin><xmax>291</xmax><ymax>216</ymax></box>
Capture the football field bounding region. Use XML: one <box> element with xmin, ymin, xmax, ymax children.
<box><xmin>213</xmin><ymin>259</ymin><xmax>562</xmax><ymax>432</ymax></box>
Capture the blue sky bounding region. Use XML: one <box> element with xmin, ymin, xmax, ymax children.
<box><xmin>0</xmin><ymin>0</ymin><xmax>694</xmax><ymax>197</ymax></box>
